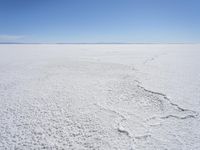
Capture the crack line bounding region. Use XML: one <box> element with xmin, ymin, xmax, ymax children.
<box><xmin>136</xmin><ymin>83</ymin><xmax>199</xmax><ymax>116</ymax></box>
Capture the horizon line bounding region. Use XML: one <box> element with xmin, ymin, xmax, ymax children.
<box><xmin>0</xmin><ymin>42</ymin><xmax>200</xmax><ymax>44</ymax></box>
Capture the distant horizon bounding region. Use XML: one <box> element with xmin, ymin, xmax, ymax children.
<box><xmin>0</xmin><ymin>42</ymin><xmax>200</xmax><ymax>45</ymax></box>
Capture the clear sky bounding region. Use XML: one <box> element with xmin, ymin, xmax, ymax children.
<box><xmin>0</xmin><ymin>0</ymin><xmax>200</xmax><ymax>43</ymax></box>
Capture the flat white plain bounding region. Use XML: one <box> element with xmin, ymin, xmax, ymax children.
<box><xmin>0</xmin><ymin>44</ymin><xmax>200</xmax><ymax>149</ymax></box>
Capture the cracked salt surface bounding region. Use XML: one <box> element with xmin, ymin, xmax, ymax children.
<box><xmin>0</xmin><ymin>44</ymin><xmax>200</xmax><ymax>149</ymax></box>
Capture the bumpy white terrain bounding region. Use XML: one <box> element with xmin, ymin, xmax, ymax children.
<box><xmin>0</xmin><ymin>44</ymin><xmax>200</xmax><ymax>149</ymax></box>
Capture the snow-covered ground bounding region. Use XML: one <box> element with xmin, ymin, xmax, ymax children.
<box><xmin>0</xmin><ymin>44</ymin><xmax>200</xmax><ymax>149</ymax></box>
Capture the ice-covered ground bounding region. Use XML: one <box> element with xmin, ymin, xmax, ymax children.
<box><xmin>0</xmin><ymin>44</ymin><xmax>200</xmax><ymax>149</ymax></box>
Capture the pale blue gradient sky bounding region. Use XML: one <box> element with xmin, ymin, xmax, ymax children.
<box><xmin>0</xmin><ymin>0</ymin><xmax>200</xmax><ymax>43</ymax></box>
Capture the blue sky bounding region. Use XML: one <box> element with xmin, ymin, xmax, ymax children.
<box><xmin>0</xmin><ymin>0</ymin><xmax>200</xmax><ymax>43</ymax></box>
